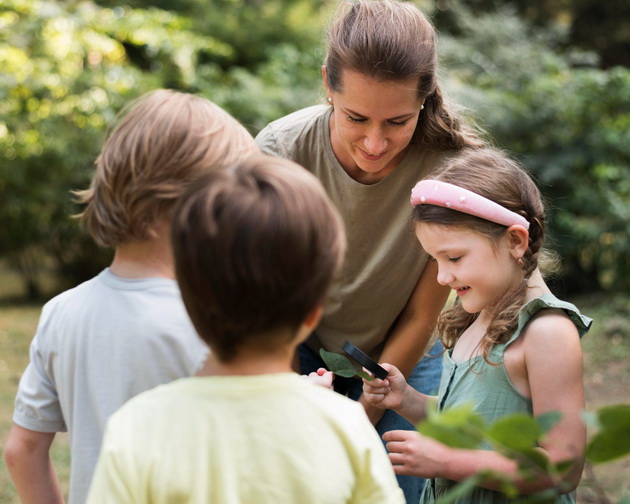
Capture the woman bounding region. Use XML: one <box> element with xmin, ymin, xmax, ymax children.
<box><xmin>255</xmin><ymin>1</ymin><xmax>484</xmax><ymax>501</ymax></box>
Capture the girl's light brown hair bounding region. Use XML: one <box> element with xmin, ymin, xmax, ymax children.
<box><xmin>75</xmin><ymin>89</ymin><xmax>257</xmax><ymax>248</ymax></box>
<box><xmin>172</xmin><ymin>155</ymin><xmax>347</xmax><ymax>362</ymax></box>
<box><xmin>413</xmin><ymin>148</ymin><xmax>554</xmax><ymax>362</ymax></box>
<box><xmin>324</xmin><ymin>0</ymin><xmax>484</xmax><ymax>149</ymax></box>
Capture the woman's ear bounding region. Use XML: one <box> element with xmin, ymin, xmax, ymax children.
<box><xmin>507</xmin><ymin>224</ymin><xmax>529</xmax><ymax>259</ymax></box>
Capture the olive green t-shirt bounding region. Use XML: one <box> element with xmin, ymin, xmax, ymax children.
<box><xmin>256</xmin><ymin>105</ymin><xmax>452</xmax><ymax>360</ymax></box>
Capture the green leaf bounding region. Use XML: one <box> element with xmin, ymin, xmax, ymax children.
<box><xmin>357</xmin><ymin>370</ymin><xmax>375</xmax><ymax>382</ymax></box>
<box><xmin>536</xmin><ymin>411</ymin><xmax>563</xmax><ymax>434</ymax></box>
<box><xmin>587</xmin><ymin>404</ymin><xmax>630</xmax><ymax>463</ymax></box>
<box><xmin>418</xmin><ymin>403</ymin><xmax>485</xmax><ymax>449</ymax></box>
<box><xmin>486</xmin><ymin>414</ymin><xmax>541</xmax><ymax>451</ymax></box>
<box><xmin>515</xmin><ymin>448</ymin><xmax>552</xmax><ymax>473</ymax></box>
<box><xmin>429</xmin><ymin>474</ymin><xmax>485</xmax><ymax>504</ymax></box>
<box><xmin>318</xmin><ymin>348</ymin><xmax>373</xmax><ymax>380</ymax></box>
<box><xmin>516</xmin><ymin>489</ymin><xmax>559</xmax><ymax>504</ymax></box>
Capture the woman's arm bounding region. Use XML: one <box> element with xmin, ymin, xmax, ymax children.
<box><xmin>358</xmin><ymin>260</ymin><xmax>450</xmax><ymax>423</ymax></box>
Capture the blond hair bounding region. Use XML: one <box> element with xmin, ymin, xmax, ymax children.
<box><xmin>325</xmin><ymin>0</ymin><xmax>484</xmax><ymax>149</ymax></box>
<box><xmin>75</xmin><ymin>89</ymin><xmax>258</xmax><ymax>248</ymax></box>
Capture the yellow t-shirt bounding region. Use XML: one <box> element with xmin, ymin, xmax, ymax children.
<box><xmin>87</xmin><ymin>373</ymin><xmax>404</xmax><ymax>504</ymax></box>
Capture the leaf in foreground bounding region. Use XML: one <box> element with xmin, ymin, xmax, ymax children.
<box><xmin>319</xmin><ymin>348</ymin><xmax>374</xmax><ymax>381</ymax></box>
<box><xmin>587</xmin><ymin>404</ymin><xmax>630</xmax><ymax>463</ymax></box>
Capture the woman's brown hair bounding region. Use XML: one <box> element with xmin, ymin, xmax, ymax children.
<box><xmin>324</xmin><ymin>0</ymin><xmax>484</xmax><ymax>150</ymax></box>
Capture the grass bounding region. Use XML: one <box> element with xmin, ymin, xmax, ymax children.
<box><xmin>0</xmin><ymin>275</ymin><xmax>628</xmax><ymax>502</ymax></box>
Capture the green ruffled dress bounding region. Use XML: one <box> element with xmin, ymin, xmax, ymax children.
<box><xmin>420</xmin><ymin>294</ymin><xmax>592</xmax><ymax>504</ymax></box>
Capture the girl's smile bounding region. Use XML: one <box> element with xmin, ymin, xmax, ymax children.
<box><xmin>415</xmin><ymin>222</ymin><xmax>524</xmax><ymax>314</ymax></box>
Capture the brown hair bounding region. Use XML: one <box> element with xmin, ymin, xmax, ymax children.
<box><xmin>75</xmin><ymin>89</ymin><xmax>258</xmax><ymax>248</ymax></box>
<box><xmin>324</xmin><ymin>0</ymin><xmax>484</xmax><ymax>149</ymax></box>
<box><xmin>412</xmin><ymin>148</ymin><xmax>553</xmax><ymax>362</ymax></box>
<box><xmin>171</xmin><ymin>155</ymin><xmax>347</xmax><ymax>362</ymax></box>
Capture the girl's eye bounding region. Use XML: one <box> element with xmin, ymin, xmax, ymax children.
<box><xmin>388</xmin><ymin>120</ymin><xmax>408</xmax><ymax>126</ymax></box>
<box><xmin>448</xmin><ymin>257</ymin><xmax>461</xmax><ymax>263</ymax></box>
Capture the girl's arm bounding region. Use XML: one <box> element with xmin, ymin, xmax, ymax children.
<box><xmin>363</xmin><ymin>364</ymin><xmax>437</xmax><ymax>425</ymax></box>
<box><xmin>358</xmin><ymin>260</ymin><xmax>450</xmax><ymax>423</ymax></box>
<box><xmin>384</xmin><ymin>311</ymin><xmax>585</xmax><ymax>495</ymax></box>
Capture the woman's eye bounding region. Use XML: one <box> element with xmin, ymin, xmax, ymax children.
<box><xmin>388</xmin><ymin>120</ymin><xmax>408</xmax><ymax>126</ymax></box>
<box><xmin>347</xmin><ymin>115</ymin><xmax>366</xmax><ymax>123</ymax></box>
<box><xmin>448</xmin><ymin>257</ymin><xmax>461</xmax><ymax>263</ymax></box>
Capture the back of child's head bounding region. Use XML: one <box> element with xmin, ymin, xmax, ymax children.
<box><xmin>171</xmin><ymin>155</ymin><xmax>347</xmax><ymax>362</ymax></box>
<box><xmin>76</xmin><ymin>89</ymin><xmax>258</xmax><ymax>248</ymax></box>
<box><xmin>412</xmin><ymin>148</ymin><xmax>552</xmax><ymax>359</ymax></box>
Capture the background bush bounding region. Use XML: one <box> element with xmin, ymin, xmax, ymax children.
<box><xmin>1</xmin><ymin>0</ymin><xmax>628</xmax><ymax>299</ymax></box>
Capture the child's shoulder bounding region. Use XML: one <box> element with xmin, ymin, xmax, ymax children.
<box><xmin>518</xmin><ymin>293</ymin><xmax>593</xmax><ymax>340</ymax></box>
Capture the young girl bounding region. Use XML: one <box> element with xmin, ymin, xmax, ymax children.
<box><xmin>363</xmin><ymin>148</ymin><xmax>592</xmax><ymax>503</ymax></box>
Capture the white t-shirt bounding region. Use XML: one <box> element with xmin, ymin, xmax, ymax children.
<box><xmin>87</xmin><ymin>373</ymin><xmax>405</xmax><ymax>504</ymax></box>
<box><xmin>13</xmin><ymin>268</ymin><xmax>208</xmax><ymax>504</ymax></box>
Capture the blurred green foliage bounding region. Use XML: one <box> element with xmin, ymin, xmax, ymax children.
<box><xmin>436</xmin><ymin>1</ymin><xmax>630</xmax><ymax>294</ymax></box>
<box><xmin>0</xmin><ymin>0</ymin><xmax>628</xmax><ymax>298</ymax></box>
<box><xmin>418</xmin><ymin>402</ymin><xmax>630</xmax><ymax>503</ymax></box>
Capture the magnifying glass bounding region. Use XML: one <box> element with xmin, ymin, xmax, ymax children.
<box><xmin>342</xmin><ymin>341</ymin><xmax>389</xmax><ymax>380</ymax></box>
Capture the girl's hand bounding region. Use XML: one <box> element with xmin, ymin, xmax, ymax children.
<box><xmin>303</xmin><ymin>367</ymin><xmax>334</xmax><ymax>389</ymax></box>
<box><xmin>383</xmin><ymin>429</ymin><xmax>450</xmax><ymax>478</ymax></box>
<box><xmin>362</xmin><ymin>363</ymin><xmax>407</xmax><ymax>410</ymax></box>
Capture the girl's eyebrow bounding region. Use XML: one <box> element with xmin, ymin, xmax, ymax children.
<box><xmin>344</xmin><ymin>107</ymin><xmax>416</xmax><ymax>122</ymax></box>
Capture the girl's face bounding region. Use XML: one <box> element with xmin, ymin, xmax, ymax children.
<box><xmin>415</xmin><ymin>222</ymin><xmax>524</xmax><ymax>314</ymax></box>
<box><xmin>324</xmin><ymin>68</ymin><xmax>422</xmax><ymax>185</ymax></box>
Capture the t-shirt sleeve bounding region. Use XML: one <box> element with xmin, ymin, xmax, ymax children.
<box><xmin>255</xmin><ymin>124</ymin><xmax>288</xmax><ymax>158</ymax></box>
<box><xmin>12</xmin><ymin>307</ymin><xmax>66</xmax><ymax>432</ymax></box>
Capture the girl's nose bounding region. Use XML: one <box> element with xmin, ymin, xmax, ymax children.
<box><xmin>436</xmin><ymin>268</ymin><xmax>453</xmax><ymax>286</ymax></box>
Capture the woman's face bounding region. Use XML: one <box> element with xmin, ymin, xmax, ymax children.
<box><xmin>324</xmin><ymin>68</ymin><xmax>422</xmax><ymax>185</ymax></box>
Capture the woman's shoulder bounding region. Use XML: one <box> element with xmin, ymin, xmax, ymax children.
<box><xmin>258</xmin><ymin>105</ymin><xmax>329</xmax><ymax>137</ymax></box>
<box><xmin>256</xmin><ymin>105</ymin><xmax>330</xmax><ymax>157</ymax></box>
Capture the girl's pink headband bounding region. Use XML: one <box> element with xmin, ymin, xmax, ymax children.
<box><xmin>410</xmin><ymin>180</ymin><xmax>530</xmax><ymax>230</ymax></box>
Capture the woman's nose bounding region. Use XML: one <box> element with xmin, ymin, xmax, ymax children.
<box><xmin>363</xmin><ymin>127</ymin><xmax>387</xmax><ymax>155</ymax></box>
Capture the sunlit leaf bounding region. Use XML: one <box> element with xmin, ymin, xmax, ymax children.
<box><xmin>536</xmin><ymin>411</ymin><xmax>562</xmax><ymax>434</ymax></box>
<box><xmin>587</xmin><ymin>404</ymin><xmax>630</xmax><ymax>463</ymax></box>
<box><xmin>418</xmin><ymin>403</ymin><xmax>485</xmax><ymax>449</ymax></box>
<box><xmin>486</xmin><ymin>414</ymin><xmax>541</xmax><ymax>451</ymax></box>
